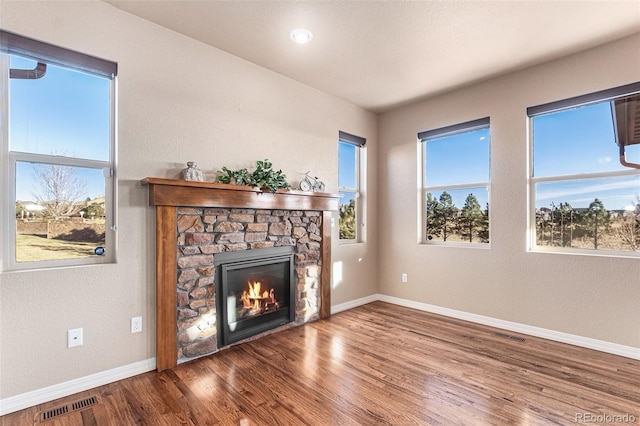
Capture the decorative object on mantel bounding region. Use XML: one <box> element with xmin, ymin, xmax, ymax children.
<box><xmin>217</xmin><ymin>159</ymin><xmax>290</xmax><ymax>193</ymax></box>
<box><xmin>182</xmin><ymin>161</ymin><xmax>204</xmax><ymax>182</ymax></box>
<box><xmin>298</xmin><ymin>171</ymin><xmax>326</xmax><ymax>192</ymax></box>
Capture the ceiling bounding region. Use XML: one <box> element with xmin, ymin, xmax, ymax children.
<box><xmin>105</xmin><ymin>0</ymin><xmax>640</xmax><ymax>113</ymax></box>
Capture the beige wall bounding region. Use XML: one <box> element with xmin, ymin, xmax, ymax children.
<box><xmin>0</xmin><ymin>0</ymin><xmax>378</xmax><ymax>399</ymax></box>
<box><xmin>378</xmin><ymin>33</ymin><xmax>640</xmax><ymax>348</ymax></box>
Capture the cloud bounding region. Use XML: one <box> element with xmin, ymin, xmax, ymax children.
<box><xmin>536</xmin><ymin>177</ymin><xmax>640</xmax><ymax>208</ymax></box>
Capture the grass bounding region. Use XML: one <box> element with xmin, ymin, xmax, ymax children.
<box><xmin>16</xmin><ymin>234</ymin><xmax>105</xmax><ymax>262</ymax></box>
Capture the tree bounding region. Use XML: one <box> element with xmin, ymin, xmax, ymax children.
<box><xmin>32</xmin><ymin>164</ymin><xmax>88</xmax><ymax>219</ymax></box>
<box><xmin>459</xmin><ymin>194</ymin><xmax>483</xmax><ymax>242</ymax></box>
<box><xmin>617</xmin><ymin>195</ymin><xmax>640</xmax><ymax>251</ymax></box>
<box><xmin>536</xmin><ymin>208</ymin><xmax>550</xmax><ymax>245</ymax></box>
<box><xmin>339</xmin><ymin>199</ymin><xmax>356</xmax><ymax>240</ymax></box>
<box><xmin>15</xmin><ymin>203</ymin><xmax>26</xmax><ymax>219</ymax></box>
<box><xmin>552</xmin><ymin>202</ymin><xmax>574</xmax><ymax>247</ymax></box>
<box><xmin>478</xmin><ymin>202</ymin><xmax>490</xmax><ymax>243</ymax></box>
<box><xmin>585</xmin><ymin>198</ymin><xmax>610</xmax><ymax>249</ymax></box>
<box><xmin>436</xmin><ymin>191</ymin><xmax>458</xmax><ymax>241</ymax></box>
<box><xmin>425</xmin><ymin>192</ymin><xmax>441</xmax><ymax>240</ymax></box>
<box><xmin>84</xmin><ymin>202</ymin><xmax>106</xmax><ymax>219</ymax></box>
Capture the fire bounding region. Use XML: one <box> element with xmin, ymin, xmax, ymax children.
<box><xmin>248</xmin><ymin>281</ymin><xmax>261</xmax><ymax>299</ymax></box>
<box><xmin>241</xmin><ymin>281</ymin><xmax>279</xmax><ymax>313</ymax></box>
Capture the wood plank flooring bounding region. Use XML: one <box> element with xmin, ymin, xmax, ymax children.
<box><xmin>2</xmin><ymin>301</ymin><xmax>639</xmax><ymax>425</ymax></box>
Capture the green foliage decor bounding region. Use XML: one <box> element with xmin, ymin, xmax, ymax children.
<box><xmin>217</xmin><ymin>159</ymin><xmax>289</xmax><ymax>193</ymax></box>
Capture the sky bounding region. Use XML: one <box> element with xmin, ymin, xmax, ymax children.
<box><xmin>423</xmin><ymin>102</ymin><xmax>639</xmax><ymax>211</ymax></box>
<box><xmin>532</xmin><ymin>102</ymin><xmax>640</xmax><ymax>210</ymax></box>
<box><xmin>338</xmin><ymin>142</ymin><xmax>357</xmax><ymax>206</ymax></box>
<box><xmin>9</xmin><ymin>55</ymin><xmax>110</xmax><ymax>202</ymax></box>
<box><xmin>424</xmin><ymin>127</ymin><xmax>490</xmax><ymax>208</ymax></box>
<box><xmin>338</xmin><ymin>142</ymin><xmax>357</xmax><ymax>189</ymax></box>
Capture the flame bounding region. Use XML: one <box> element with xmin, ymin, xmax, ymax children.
<box><xmin>240</xmin><ymin>281</ymin><xmax>280</xmax><ymax>314</ymax></box>
<box><xmin>245</xmin><ymin>281</ymin><xmax>267</xmax><ymax>310</ymax></box>
<box><xmin>248</xmin><ymin>281</ymin><xmax>262</xmax><ymax>298</ymax></box>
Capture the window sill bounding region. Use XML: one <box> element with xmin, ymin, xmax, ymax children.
<box><xmin>529</xmin><ymin>246</ymin><xmax>640</xmax><ymax>259</ymax></box>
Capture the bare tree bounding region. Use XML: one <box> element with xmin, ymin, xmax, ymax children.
<box><xmin>617</xmin><ymin>195</ymin><xmax>640</xmax><ymax>251</ymax></box>
<box><xmin>32</xmin><ymin>164</ymin><xmax>88</xmax><ymax>219</ymax></box>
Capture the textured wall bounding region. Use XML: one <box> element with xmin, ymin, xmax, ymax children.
<box><xmin>378</xmin><ymin>33</ymin><xmax>640</xmax><ymax>348</ymax></box>
<box><xmin>0</xmin><ymin>0</ymin><xmax>378</xmax><ymax>399</ymax></box>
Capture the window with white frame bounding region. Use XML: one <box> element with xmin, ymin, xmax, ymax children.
<box><xmin>1</xmin><ymin>30</ymin><xmax>117</xmax><ymax>270</ymax></box>
<box><xmin>338</xmin><ymin>131</ymin><xmax>365</xmax><ymax>242</ymax></box>
<box><xmin>528</xmin><ymin>82</ymin><xmax>640</xmax><ymax>255</ymax></box>
<box><xmin>419</xmin><ymin>118</ymin><xmax>490</xmax><ymax>245</ymax></box>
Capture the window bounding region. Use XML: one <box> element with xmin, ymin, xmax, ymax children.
<box><xmin>338</xmin><ymin>131</ymin><xmax>365</xmax><ymax>242</ymax></box>
<box><xmin>419</xmin><ymin>118</ymin><xmax>490</xmax><ymax>245</ymax></box>
<box><xmin>1</xmin><ymin>30</ymin><xmax>117</xmax><ymax>270</ymax></box>
<box><xmin>528</xmin><ymin>82</ymin><xmax>640</xmax><ymax>255</ymax></box>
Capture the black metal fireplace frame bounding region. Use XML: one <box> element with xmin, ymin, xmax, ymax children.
<box><xmin>214</xmin><ymin>246</ymin><xmax>295</xmax><ymax>347</ymax></box>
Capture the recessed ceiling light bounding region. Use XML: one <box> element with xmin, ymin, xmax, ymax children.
<box><xmin>290</xmin><ymin>28</ymin><xmax>313</xmax><ymax>44</ymax></box>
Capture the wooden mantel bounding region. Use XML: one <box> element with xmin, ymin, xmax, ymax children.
<box><xmin>141</xmin><ymin>177</ymin><xmax>339</xmax><ymax>371</ymax></box>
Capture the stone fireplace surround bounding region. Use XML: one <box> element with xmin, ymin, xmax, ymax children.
<box><xmin>177</xmin><ymin>207</ymin><xmax>321</xmax><ymax>362</ymax></box>
<box><xmin>142</xmin><ymin>178</ymin><xmax>338</xmax><ymax>371</ymax></box>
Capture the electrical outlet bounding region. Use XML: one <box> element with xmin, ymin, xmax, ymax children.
<box><xmin>401</xmin><ymin>273</ymin><xmax>408</xmax><ymax>283</ymax></box>
<box><xmin>68</xmin><ymin>328</ymin><xmax>83</xmax><ymax>348</ymax></box>
<box><xmin>131</xmin><ymin>316</ymin><xmax>142</xmax><ymax>333</ymax></box>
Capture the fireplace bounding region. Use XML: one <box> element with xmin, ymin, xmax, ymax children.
<box><xmin>215</xmin><ymin>246</ymin><xmax>295</xmax><ymax>346</ymax></box>
<box><xmin>142</xmin><ymin>177</ymin><xmax>338</xmax><ymax>370</ymax></box>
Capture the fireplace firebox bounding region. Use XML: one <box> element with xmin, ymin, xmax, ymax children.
<box><xmin>215</xmin><ymin>246</ymin><xmax>295</xmax><ymax>346</ymax></box>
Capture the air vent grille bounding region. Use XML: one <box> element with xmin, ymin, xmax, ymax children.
<box><xmin>38</xmin><ymin>395</ymin><xmax>99</xmax><ymax>423</ymax></box>
<box><xmin>41</xmin><ymin>405</ymin><xmax>69</xmax><ymax>421</ymax></box>
<box><xmin>72</xmin><ymin>395</ymin><xmax>98</xmax><ymax>411</ymax></box>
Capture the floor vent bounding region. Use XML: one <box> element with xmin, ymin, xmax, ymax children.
<box><xmin>71</xmin><ymin>395</ymin><xmax>98</xmax><ymax>411</ymax></box>
<box><xmin>494</xmin><ymin>332</ymin><xmax>526</xmax><ymax>342</ymax></box>
<box><xmin>40</xmin><ymin>405</ymin><xmax>69</xmax><ymax>421</ymax></box>
<box><xmin>38</xmin><ymin>395</ymin><xmax>99</xmax><ymax>423</ymax></box>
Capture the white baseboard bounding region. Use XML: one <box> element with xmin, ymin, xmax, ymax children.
<box><xmin>0</xmin><ymin>357</ymin><xmax>156</xmax><ymax>416</ymax></box>
<box><xmin>331</xmin><ymin>294</ymin><xmax>379</xmax><ymax>314</ymax></box>
<box><xmin>376</xmin><ymin>294</ymin><xmax>640</xmax><ymax>360</ymax></box>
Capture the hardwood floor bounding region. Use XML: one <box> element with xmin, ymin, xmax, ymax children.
<box><xmin>2</xmin><ymin>301</ymin><xmax>639</xmax><ymax>425</ymax></box>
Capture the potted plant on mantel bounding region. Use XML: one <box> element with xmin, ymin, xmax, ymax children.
<box><xmin>217</xmin><ymin>159</ymin><xmax>290</xmax><ymax>193</ymax></box>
